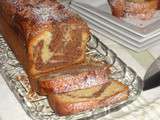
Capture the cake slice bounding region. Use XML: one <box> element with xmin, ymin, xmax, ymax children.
<box><xmin>108</xmin><ymin>0</ymin><xmax>158</xmax><ymax>20</ymax></box>
<box><xmin>48</xmin><ymin>80</ymin><xmax>129</xmax><ymax>116</ymax></box>
<box><xmin>125</xmin><ymin>0</ymin><xmax>158</xmax><ymax>20</ymax></box>
<box><xmin>36</xmin><ymin>62</ymin><xmax>110</xmax><ymax>95</ymax></box>
<box><xmin>108</xmin><ymin>0</ymin><xmax>126</xmax><ymax>17</ymax></box>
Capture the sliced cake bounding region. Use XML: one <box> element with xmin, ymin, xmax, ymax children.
<box><xmin>36</xmin><ymin>62</ymin><xmax>110</xmax><ymax>95</ymax></box>
<box><xmin>48</xmin><ymin>80</ymin><xmax>129</xmax><ymax>116</ymax></box>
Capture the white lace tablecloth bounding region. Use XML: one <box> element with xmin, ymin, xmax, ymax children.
<box><xmin>0</xmin><ymin>30</ymin><xmax>160</xmax><ymax>120</ymax></box>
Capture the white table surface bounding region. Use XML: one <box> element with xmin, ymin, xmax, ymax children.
<box><xmin>0</xmin><ymin>74</ymin><xmax>31</xmax><ymax>120</ymax></box>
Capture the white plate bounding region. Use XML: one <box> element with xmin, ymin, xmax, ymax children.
<box><xmin>71</xmin><ymin>6</ymin><xmax>160</xmax><ymax>51</ymax></box>
<box><xmin>71</xmin><ymin>5</ymin><xmax>160</xmax><ymax>48</ymax></box>
<box><xmin>70</xmin><ymin>3</ymin><xmax>160</xmax><ymax>43</ymax></box>
<box><xmin>71</xmin><ymin>0</ymin><xmax>160</xmax><ymax>38</ymax></box>
<box><xmin>88</xmin><ymin>22</ymin><xmax>160</xmax><ymax>52</ymax></box>
<box><xmin>76</xmin><ymin>14</ymin><xmax>160</xmax><ymax>52</ymax></box>
<box><xmin>88</xmin><ymin>23</ymin><xmax>148</xmax><ymax>52</ymax></box>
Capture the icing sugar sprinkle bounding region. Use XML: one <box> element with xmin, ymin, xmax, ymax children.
<box><xmin>32</xmin><ymin>4</ymin><xmax>69</xmax><ymax>22</ymax></box>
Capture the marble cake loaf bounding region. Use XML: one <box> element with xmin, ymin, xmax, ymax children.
<box><xmin>0</xmin><ymin>0</ymin><xmax>90</xmax><ymax>91</ymax></box>
<box><xmin>0</xmin><ymin>0</ymin><xmax>130</xmax><ymax>116</ymax></box>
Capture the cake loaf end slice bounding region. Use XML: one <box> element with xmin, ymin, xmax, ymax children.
<box><xmin>48</xmin><ymin>80</ymin><xmax>129</xmax><ymax>116</ymax></box>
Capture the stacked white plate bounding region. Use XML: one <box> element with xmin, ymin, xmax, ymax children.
<box><xmin>70</xmin><ymin>0</ymin><xmax>160</xmax><ymax>52</ymax></box>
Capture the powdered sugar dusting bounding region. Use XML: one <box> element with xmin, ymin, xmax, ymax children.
<box><xmin>123</xmin><ymin>11</ymin><xmax>160</xmax><ymax>27</ymax></box>
<box><xmin>5</xmin><ymin>0</ymin><xmax>73</xmax><ymax>23</ymax></box>
<box><xmin>32</xmin><ymin>3</ymin><xmax>71</xmax><ymax>22</ymax></box>
<box><xmin>106</xmin><ymin>0</ymin><xmax>160</xmax><ymax>27</ymax></box>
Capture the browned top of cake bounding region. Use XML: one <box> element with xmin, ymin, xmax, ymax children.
<box><xmin>1</xmin><ymin>0</ymin><xmax>74</xmax><ymax>23</ymax></box>
<box><xmin>0</xmin><ymin>0</ymin><xmax>83</xmax><ymax>42</ymax></box>
<box><xmin>17</xmin><ymin>0</ymin><xmax>73</xmax><ymax>22</ymax></box>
